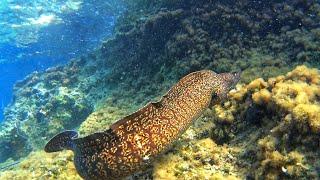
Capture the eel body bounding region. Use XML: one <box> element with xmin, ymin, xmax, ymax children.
<box><xmin>44</xmin><ymin>70</ymin><xmax>240</xmax><ymax>179</ymax></box>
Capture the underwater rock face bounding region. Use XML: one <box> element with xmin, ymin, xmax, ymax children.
<box><xmin>1</xmin><ymin>0</ymin><xmax>318</xmax><ymax>163</ymax></box>
<box><xmin>0</xmin><ymin>60</ymin><xmax>96</xmax><ymax>161</ymax></box>
<box><xmin>0</xmin><ymin>0</ymin><xmax>319</xmax><ymax>179</ymax></box>
<box><xmin>1</xmin><ymin>65</ymin><xmax>318</xmax><ymax>179</ymax></box>
<box><xmin>0</xmin><ymin>151</ymin><xmax>81</xmax><ymax>179</ymax></box>
<box><xmin>105</xmin><ymin>0</ymin><xmax>320</xmax><ymax>86</ymax></box>
<box><xmin>153</xmin><ymin>138</ymin><xmax>240</xmax><ymax>180</ymax></box>
<box><xmin>208</xmin><ymin>65</ymin><xmax>320</xmax><ymax>179</ymax></box>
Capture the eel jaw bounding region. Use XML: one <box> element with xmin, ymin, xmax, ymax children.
<box><xmin>214</xmin><ymin>71</ymin><xmax>241</xmax><ymax>102</ymax></box>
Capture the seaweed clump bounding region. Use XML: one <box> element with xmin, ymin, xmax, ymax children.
<box><xmin>206</xmin><ymin>65</ymin><xmax>320</xmax><ymax>179</ymax></box>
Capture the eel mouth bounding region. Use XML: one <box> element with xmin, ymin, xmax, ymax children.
<box><xmin>232</xmin><ymin>71</ymin><xmax>241</xmax><ymax>85</ymax></box>
<box><xmin>226</xmin><ymin>71</ymin><xmax>241</xmax><ymax>89</ymax></box>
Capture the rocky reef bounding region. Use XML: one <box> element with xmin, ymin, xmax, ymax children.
<box><xmin>0</xmin><ymin>151</ymin><xmax>80</xmax><ymax>179</ymax></box>
<box><xmin>0</xmin><ymin>0</ymin><xmax>319</xmax><ymax>179</ymax></box>
<box><xmin>206</xmin><ymin>65</ymin><xmax>320</xmax><ymax>179</ymax></box>
<box><xmin>106</xmin><ymin>0</ymin><xmax>320</xmax><ymax>85</ymax></box>
<box><xmin>0</xmin><ymin>61</ymin><xmax>93</xmax><ymax>162</ymax></box>
<box><xmin>1</xmin><ymin>65</ymin><xmax>319</xmax><ymax>179</ymax></box>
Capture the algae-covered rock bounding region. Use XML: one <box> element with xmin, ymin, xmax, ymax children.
<box><xmin>0</xmin><ymin>63</ymin><xmax>319</xmax><ymax>179</ymax></box>
<box><xmin>0</xmin><ymin>151</ymin><xmax>80</xmax><ymax>180</ymax></box>
<box><xmin>153</xmin><ymin>138</ymin><xmax>241</xmax><ymax>180</ymax></box>
<box><xmin>256</xmin><ymin>136</ymin><xmax>309</xmax><ymax>179</ymax></box>
<box><xmin>0</xmin><ymin>0</ymin><xmax>319</xmax><ymax>178</ymax></box>
<box><xmin>78</xmin><ymin>101</ymin><xmax>130</xmax><ymax>136</ymax></box>
<box><xmin>271</xmin><ymin>65</ymin><xmax>320</xmax><ymax>134</ymax></box>
<box><xmin>0</xmin><ymin>64</ymin><xmax>93</xmax><ymax>161</ymax></box>
<box><xmin>208</xmin><ymin>65</ymin><xmax>320</xmax><ymax>179</ymax></box>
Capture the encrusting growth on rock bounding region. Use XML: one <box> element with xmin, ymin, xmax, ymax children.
<box><xmin>209</xmin><ymin>65</ymin><xmax>320</xmax><ymax>179</ymax></box>
<box><xmin>1</xmin><ymin>65</ymin><xmax>319</xmax><ymax>179</ymax></box>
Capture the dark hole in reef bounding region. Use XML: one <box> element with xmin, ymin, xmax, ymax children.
<box><xmin>211</xmin><ymin>125</ymin><xmax>233</xmax><ymax>145</ymax></box>
<box><xmin>244</xmin><ymin>104</ymin><xmax>265</xmax><ymax>126</ymax></box>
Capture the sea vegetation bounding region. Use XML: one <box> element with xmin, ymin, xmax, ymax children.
<box><xmin>207</xmin><ymin>65</ymin><xmax>320</xmax><ymax>179</ymax></box>
<box><xmin>0</xmin><ymin>0</ymin><xmax>319</xmax><ymax>179</ymax></box>
<box><xmin>0</xmin><ymin>151</ymin><xmax>80</xmax><ymax>179</ymax></box>
<box><xmin>109</xmin><ymin>0</ymin><xmax>320</xmax><ymax>85</ymax></box>
<box><xmin>1</xmin><ymin>65</ymin><xmax>318</xmax><ymax>179</ymax></box>
<box><xmin>153</xmin><ymin>138</ymin><xmax>241</xmax><ymax>180</ymax></box>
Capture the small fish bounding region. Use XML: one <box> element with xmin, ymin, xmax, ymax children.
<box><xmin>45</xmin><ymin>70</ymin><xmax>241</xmax><ymax>179</ymax></box>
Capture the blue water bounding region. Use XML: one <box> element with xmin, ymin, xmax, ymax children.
<box><xmin>0</xmin><ymin>0</ymin><xmax>123</xmax><ymax>121</ymax></box>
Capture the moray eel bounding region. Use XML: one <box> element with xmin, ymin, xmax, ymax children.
<box><xmin>45</xmin><ymin>70</ymin><xmax>241</xmax><ymax>179</ymax></box>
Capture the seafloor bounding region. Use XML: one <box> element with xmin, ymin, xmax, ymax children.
<box><xmin>0</xmin><ymin>0</ymin><xmax>320</xmax><ymax>179</ymax></box>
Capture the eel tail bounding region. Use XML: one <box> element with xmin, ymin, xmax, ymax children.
<box><xmin>44</xmin><ymin>130</ymin><xmax>78</xmax><ymax>153</ymax></box>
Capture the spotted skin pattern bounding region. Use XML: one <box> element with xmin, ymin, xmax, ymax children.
<box><xmin>44</xmin><ymin>70</ymin><xmax>241</xmax><ymax>180</ymax></box>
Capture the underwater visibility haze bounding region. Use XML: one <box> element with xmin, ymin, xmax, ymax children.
<box><xmin>0</xmin><ymin>0</ymin><xmax>121</xmax><ymax>121</ymax></box>
<box><xmin>0</xmin><ymin>0</ymin><xmax>320</xmax><ymax>179</ymax></box>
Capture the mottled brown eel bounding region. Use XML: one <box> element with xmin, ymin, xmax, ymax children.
<box><xmin>45</xmin><ymin>70</ymin><xmax>241</xmax><ymax>179</ymax></box>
